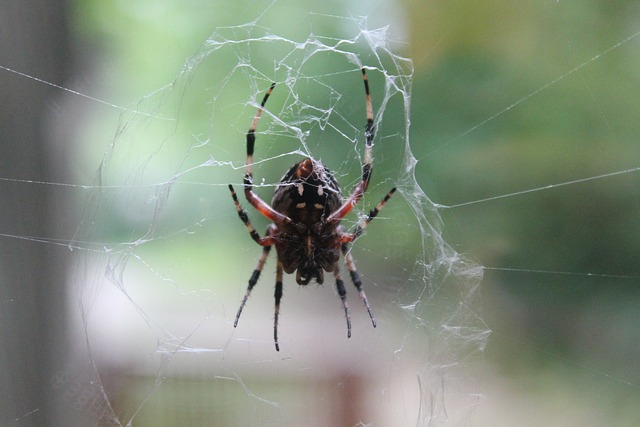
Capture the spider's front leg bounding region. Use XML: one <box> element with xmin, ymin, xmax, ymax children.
<box><xmin>242</xmin><ymin>82</ymin><xmax>291</xmax><ymax>225</ymax></box>
<box><xmin>328</xmin><ymin>68</ymin><xmax>376</xmax><ymax>223</ymax></box>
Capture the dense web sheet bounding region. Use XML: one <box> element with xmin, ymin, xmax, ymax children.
<box><xmin>65</xmin><ymin>15</ymin><xmax>488</xmax><ymax>426</ymax></box>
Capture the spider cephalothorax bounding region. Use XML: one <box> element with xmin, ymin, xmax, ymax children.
<box><xmin>229</xmin><ymin>68</ymin><xmax>396</xmax><ymax>351</ymax></box>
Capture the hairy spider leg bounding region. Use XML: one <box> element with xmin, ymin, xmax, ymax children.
<box><xmin>335</xmin><ymin>187</ymin><xmax>397</xmax><ymax>329</ymax></box>
<box><xmin>341</xmin><ymin>244</ymin><xmax>376</xmax><ymax>328</ymax></box>
<box><xmin>273</xmin><ymin>260</ymin><xmax>284</xmax><ymax>351</ymax></box>
<box><xmin>228</xmin><ymin>185</ymin><xmax>277</xmax><ymax>246</ymax></box>
<box><xmin>333</xmin><ymin>266</ymin><xmax>352</xmax><ymax>338</ymax></box>
<box><xmin>328</xmin><ymin>68</ymin><xmax>376</xmax><ymax>223</ymax></box>
<box><xmin>229</xmin><ymin>185</ymin><xmax>277</xmax><ymax>325</ymax></box>
<box><xmin>234</xmin><ymin>244</ymin><xmax>272</xmax><ymax>327</ymax></box>
<box><xmin>340</xmin><ymin>187</ymin><xmax>397</xmax><ymax>243</ymax></box>
<box><xmin>245</xmin><ymin>82</ymin><xmax>275</xmax><ymax>184</ymax></box>
<box><xmin>242</xmin><ymin>82</ymin><xmax>291</xmax><ymax>225</ymax></box>
<box><xmin>227</xmin><ymin>193</ymin><xmax>284</xmax><ymax>353</ymax></box>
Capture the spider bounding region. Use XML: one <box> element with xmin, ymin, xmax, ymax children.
<box><xmin>228</xmin><ymin>68</ymin><xmax>396</xmax><ymax>351</ymax></box>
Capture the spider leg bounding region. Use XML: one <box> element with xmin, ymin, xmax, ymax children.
<box><xmin>273</xmin><ymin>260</ymin><xmax>284</xmax><ymax>351</ymax></box>
<box><xmin>234</xmin><ymin>243</ymin><xmax>272</xmax><ymax>328</ymax></box>
<box><xmin>230</xmin><ymin>185</ymin><xmax>278</xmax><ymax>329</ymax></box>
<box><xmin>334</xmin><ymin>187</ymin><xmax>396</xmax><ymax>329</ymax></box>
<box><xmin>333</xmin><ymin>265</ymin><xmax>352</xmax><ymax>338</ymax></box>
<box><xmin>228</xmin><ymin>184</ymin><xmax>277</xmax><ymax>246</ymax></box>
<box><xmin>328</xmin><ymin>68</ymin><xmax>376</xmax><ymax>223</ymax></box>
<box><xmin>341</xmin><ymin>244</ymin><xmax>376</xmax><ymax>328</ymax></box>
<box><xmin>339</xmin><ymin>187</ymin><xmax>396</xmax><ymax>243</ymax></box>
<box><xmin>245</xmin><ymin>82</ymin><xmax>275</xmax><ymax>184</ymax></box>
<box><xmin>241</xmin><ymin>83</ymin><xmax>291</xmax><ymax>225</ymax></box>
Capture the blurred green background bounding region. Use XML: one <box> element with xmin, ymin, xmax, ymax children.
<box><xmin>72</xmin><ymin>0</ymin><xmax>640</xmax><ymax>425</ymax></box>
<box><xmin>3</xmin><ymin>0</ymin><xmax>640</xmax><ymax>425</ymax></box>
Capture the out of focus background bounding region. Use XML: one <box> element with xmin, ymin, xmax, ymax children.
<box><xmin>2</xmin><ymin>0</ymin><xmax>640</xmax><ymax>426</ymax></box>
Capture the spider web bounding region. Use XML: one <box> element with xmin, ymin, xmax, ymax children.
<box><xmin>62</xmin><ymin>10</ymin><xmax>488</xmax><ymax>427</ymax></box>
<box><xmin>6</xmin><ymin>1</ymin><xmax>640</xmax><ymax>426</ymax></box>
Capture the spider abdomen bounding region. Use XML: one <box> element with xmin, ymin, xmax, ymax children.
<box><xmin>275</xmin><ymin>223</ymin><xmax>341</xmax><ymax>284</ymax></box>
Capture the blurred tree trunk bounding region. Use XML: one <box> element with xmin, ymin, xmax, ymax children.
<box><xmin>0</xmin><ymin>1</ymin><xmax>76</xmax><ymax>425</ymax></box>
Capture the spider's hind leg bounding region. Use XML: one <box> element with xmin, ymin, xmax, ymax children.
<box><xmin>273</xmin><ymin>260</ymin><xmax>284</xmax><ymax>351</ymax></box>
<box><xmin>341</xmin><ymin>244</ymin><xmax>376</xmax><ymax>328</ymax></box>
<box><xmin>333</xmin><ymin>266</ymin><xmax>352</xmax><ymax>339</ymax></box>
<box><xmin>234</xmin><ymin>243</ymin><xmax>272</xmax><ymax>328</ymax></box>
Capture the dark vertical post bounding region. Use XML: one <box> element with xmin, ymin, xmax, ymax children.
<box><xmin>0</xmin><ymin>1</ymin><xmax>74</xmax><ymax>425</ymax></box>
